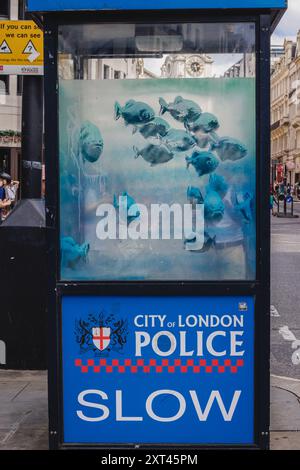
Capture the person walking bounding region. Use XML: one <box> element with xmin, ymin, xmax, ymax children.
<box><xmin>0</xmin><ymin>172</ymin><xmax>19</xmax><ymax>219</ymax></box>
<box><xmin>270</xmin><ymin>190</ymin><xmax>275</xmax><ymax>216</ymax></box>
<box><xmin>0</xmin><ymin>175</ymin><xmax>11</xmax><ymax>222</ymax></box>
<box><xmin>0</xmin><ymin>172</ymin><xmax>19</xmax><ymax>203</ymax></box>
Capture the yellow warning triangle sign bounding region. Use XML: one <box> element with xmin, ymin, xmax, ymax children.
<box><xmin>0</xmin><ymin>40</ymin><xmax>12</xmax><ymax>54</ymax></box>
<box><xmin>22</xmin><ymin>40</ymin><xmax>37</xmax><ymax>54</ymax></box>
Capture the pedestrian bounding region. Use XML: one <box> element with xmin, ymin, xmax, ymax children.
<box><xmin>0</xmin><ymin>172</ymin><xmax>19</xmax><ymax>204</ymax></box>
<box><xmin>0</xmin><ymin>175</ymin><xmax>5</xmax><ymax>202</ymax></box>
<box><xmin>0</xmin><ymin>175</ymin><xmax>11</xmax><ymax>222</ymax></box>
<box><xmin>270</xmin><ymin>190</ymin><xmax>275</xmax><ymax>216</ymax></box>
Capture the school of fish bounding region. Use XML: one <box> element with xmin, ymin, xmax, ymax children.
<box><xmin>62</xmin><ymin>94</ymin><xmax>253</xmax><ymax>267</ymax></box>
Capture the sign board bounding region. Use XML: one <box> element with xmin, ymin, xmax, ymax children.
<box><xmin>0</xmin><ymin>21</ymin><xmax>43</xmax><ymax>75</ymax></box>
<box><xmin>27</xmin><ymin>0</ymin><xmax>287</xmax><ymax>11</ymax></box>
<box><xmin>62</xmin><ymin>295</ymin><xmax>254</xmax><ymax>444</ymax></box>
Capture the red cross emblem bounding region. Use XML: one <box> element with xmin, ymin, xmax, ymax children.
<box><xmin>92</xmin><ymin>327</ymin><xmax>111</xmax><ymax>351</ymax></box>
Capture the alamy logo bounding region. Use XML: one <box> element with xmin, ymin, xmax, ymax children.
<box><xmin>95</xmin><ymin>195</ymin><xmax>204</xmax><ymax>244</ymax></box>
<box><xmin>75</xmin><ymin>311</ymin><xmax>128</xmax><ymax>356</ymax></box>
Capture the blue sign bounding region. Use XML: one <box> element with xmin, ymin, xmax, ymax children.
<box><xmin>286</xmin><ymin>195</ymin><xmax>293</xmax><ymax>203</ymax></box>
<box><xmin>27</xmin><ymin>0</ymin><xmax>287</xmax><ymax>12</ymax></box>
<box><xmin>62</xmin><ymin>295</ymin><xmax>254</xmax><ymax>444</ymax></box>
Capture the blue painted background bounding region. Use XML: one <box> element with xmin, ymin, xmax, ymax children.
<box><xmin>27</xmin><ymin>0</ymin><xmax>287</xmax><ymax>12</ymax></box>
<box><xmin>62</xmin><ymin>295</ymin><xmax>254</xmax><ymax>444</ymax></box>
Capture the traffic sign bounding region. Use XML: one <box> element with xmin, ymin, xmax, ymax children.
<box><xmin>0</xmin><ymin>40</ymin><xmax>12</xmax><ymax>54</ymax></box>
<box><xmin>0</xmin><ymin>21</ymin><xmax>43</xmax><ymax>75</ymax></box>
<box><xmin>62</xmin><ymin>295</ymin><xmax>255</xmax><ymax>445</ymax></box>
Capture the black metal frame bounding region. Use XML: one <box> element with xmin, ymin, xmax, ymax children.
<box><xmin>44</xmin><ymin>9</ymin><xmax>271</xmax><ymax>450</ymax></box>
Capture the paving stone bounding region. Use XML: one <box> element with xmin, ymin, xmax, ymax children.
<box><xmin>0</xmin><ymin>381</ymin><xmax>29</xmax><ymax>402</ymax></box>
<box><xmin>270</xmin><ymin>432</ymin><xmax>300</xmax><ymax>450</ymax></box>
<box><xmin>0</xmin><ymin>427</ymin><xmax>48</xmax><ymax>450</ymax></box>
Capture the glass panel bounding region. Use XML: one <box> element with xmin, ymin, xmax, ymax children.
<box><xmin>58</xmin><ymin>22</ymin><xmax>256</xmax><ymax>281</ymax></box>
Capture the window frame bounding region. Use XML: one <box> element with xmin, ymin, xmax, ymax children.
<box><xmin>0</xmin><ymin>0</ymin><xmax>10</xmax><ymax>18</ymax></box>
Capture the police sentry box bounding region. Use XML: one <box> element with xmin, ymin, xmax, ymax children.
<box><xmin>26</xmin><ymin>0</ymin><xmax>287</xmax><ymax>450</ymax></box>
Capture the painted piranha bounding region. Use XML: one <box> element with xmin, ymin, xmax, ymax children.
<box><xmin>162</xmin><ymin>128</ymin><xmax>197</xmax><ymax>152</ymax></box>
<box><xmin>206</xmin><ymin>174</ymin><xmax>229</xmax><ymax>199</ymax></box>
<box><xmin>79</xmin><ymin>121</ymin><xmax>103</xmax><ymax>163</ymax></box>
<box><xmin>133</xmin><ymin>117</ymin><xmax>170</xmax><ymax>139</ymax></box>
<box><xmin>133</xmin><ymin>144</ymin><xmax>174</xmax><ymax>166</ymax></box>
<box><xmin>210</xmin><ymin>136</ymin><xmax>247</xmax><ymax>162</ymax></box>
<box><xmin>186</xmin><ymin>112</ymin><xmax>219</xmax><ymax>134</ymax></box>
<box><xmin>194</xmin><ymin>133</ymin><xmax>214</xmax><ymax>149</ymax></box>
<box><xmin>187</xmin><ymin>186</ymin><xmax>204</xmax><ymax>204</ymax></box>
<box><xmin>113</xmin><ymin>191</ymin><xmax>140</xmax><ymax>224</ymax></box>
<box><xmin>159</xmin><ymin>96</ymin><xmax>202</xmax><ymax>126</ymax></box>
<box><xmin>61</xmin><ymin>237</ymin><xmax>89</xmax><ymax>269</ymax></box>
<box><xmin>204</xmin><ymin>190</ymin><xmax>225</xmax><ymax>223</ymax></box>
<box><xmin>232</xmin><ymin>191</ymin><xmax>254</xmax><ymax>223</ymax></box>
<box><xmin>186</xmin><ymin>151</ymin><xmax>219</xmax><ymax>177</ymax></box>
<box><xmin>115</xmin><ymin>100</ymin><xmax>155</xmax><ymax>126</ymax></box>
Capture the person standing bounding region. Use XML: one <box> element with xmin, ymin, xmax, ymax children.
<box><xmin>0</xmin><ymin>175</ymin><xmax>11</xmax><ymax>222</ymax></box>
<box><xmin>270</xmin><ymin>190</ymin><xmax>274</xmax><ymax>216</ymax></box>
<box><xmin>0</xmin><ymin>172</ymin><xmax>19</xmax><ymax>204</ymax></box>
<box><xmin>0</xmin><ymin>172</ymin><xmax>19</xmax><ymax>219</ymax></box>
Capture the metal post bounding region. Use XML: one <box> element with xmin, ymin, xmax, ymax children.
<box><xmin>21</xmin><ymin>75</ymin><xmax>44</xmax><ymax>199</ymax></box>
<box><xmin>284</xmin><ymin>196</ymin><xmax>287</xmax><ymax>216</ymax></box>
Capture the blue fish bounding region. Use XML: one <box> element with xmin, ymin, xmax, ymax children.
<box><xmin>210</xmin><ymin>137</ymin><xmax>247</xmax><ymax>162</ymax></box>
<box><xmin>206</xmin><ymin>174</ymin><xmax>229</xmax><ymax>199</ymax></box>
<box><xmin>232</xmin><ymin>191</ymin><xmax>254</xmax><ymax>223</ymax></box>
<box><xmin>61</xmin><ymin>237</ymin><xmax>89</xmax><ymax>269</ymax></box>
<box><xmin>133</xmin><ymin>144</ymin><xmax>174</xmax><ymax>166</ymax></box>
<box><xmin>115</xmin><ymin>100</ymin><xmax>155</xmax><ymax>126</ymax></box>
<box><xmin>133</xmin><ymin>117</ymin><xmax>170</xmax><ymax>139</ymax></box>
<box><xmin>204</xmin><ymin>190</ymin><xmax>225</xmax><ymax>223</ymax></box>
<box><xmin>163</xmin><ymin>128</ymin><xmax>197</xmax><ymax>152</ymax></box>
<box><xmin>113</xmin><ymin>191</ymin><xmax>140</xmax><ymax>224</ymax></box>
<box><xmin>194</xmin><ymin>133</ymin><xmax>214</xmax><ymax>149</ymax></box>
<box><xmin>187</xmin><ymin>186</ymin><xmax>204</xmax><ymax>204</ymax></box>
<box><xmin>186</xmin><ymin>151</ymin><xmax>219</xmax><ymax>177</ymax></box>
<box><xmin>186</xmin><ymin>113</ymin><xmax>219</xmax><ymax>134</ymax></box>
<box><xmin>159</xmin><ymin>96</ymin><xmax>202</xmax><ymax>126</ymax></box>
<box><xmin>80</xmin><ymin>121</ymin><xmax>103</xmax><ymax>163</ymax></box>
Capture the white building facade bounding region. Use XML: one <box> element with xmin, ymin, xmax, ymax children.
<box><xmin>271</xmin><ymin>34</ymin><xmax>300</xmax><ymax>187</ymax></box>
<box><xmin>161</xmin><ymin>54</ymin><xmax>213</xmax><ymax>78</ymax></box>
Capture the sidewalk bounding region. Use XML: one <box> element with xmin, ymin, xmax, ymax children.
<box><xmin>0</xmin><ymin>370</ymin><xmax>48</xmax><ymax>450</ymax></box>
<box><xmin>270</xmin><ymin>374</ymin><xmax>300</xmax><ymax>450</ymax></box>
<box><xmin>0</xmin><ymin>369</ymin><xmax>299</xmax><ymax>449</ymax></box>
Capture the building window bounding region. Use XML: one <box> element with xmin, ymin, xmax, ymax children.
<box><xmin>114</xmin><ymin>70</ymin><xmax>121</xmax><ymax>79</ymax></box>
<box><xmin>18</xmin><ymin>0</ymin><xmax>25</xmax><ymax>20</ymax></box>
<box><xmin>0</xmin><ymin>0</ymin><xmax>9</xmax><ymax>17</ymax></box>
<box><xmin>17</xmin><ymin>76</ymin><xmax>23</xmax><ymax>95</ymax></box>
<box><xmin>103</xmin><ymin>65</ymin><xmax>110</xmax><ymax>79</ymax></box>
<box><xmin>0</xmin><ymin>148</ymin><xmax>10</xmax><ymax>174</ymax></box>
<box><xmin>0</xmin><ymin>76</ymin><xmax>9</xmax><ymax>95</ymax></box>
